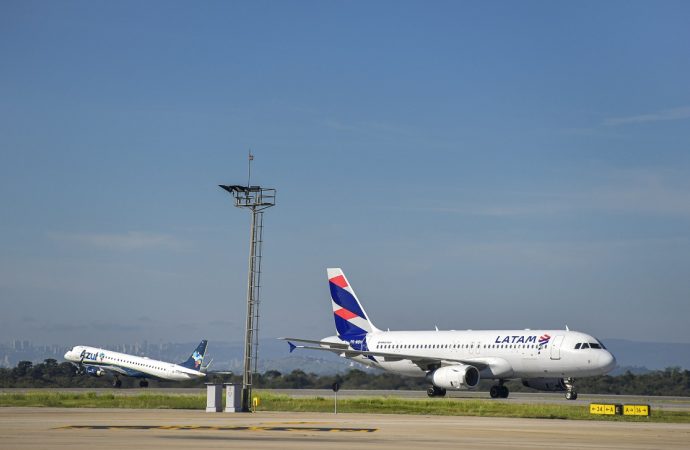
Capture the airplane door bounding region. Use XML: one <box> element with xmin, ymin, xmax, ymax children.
<box><xmin>550</xmin><ymin>335</ymin><xmax>564</xmax><ymax>360</ymax></box>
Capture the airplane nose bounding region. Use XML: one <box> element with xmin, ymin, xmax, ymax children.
<box><xmin>599</xmin><ymin>352</ymin><xmax>616</xmax><ymax>372</ymax></box>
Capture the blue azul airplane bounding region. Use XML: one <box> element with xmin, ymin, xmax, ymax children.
<box><xmin>283</xmin><ymin>268</ymin><xmax>616</xmax><ymax>400</ymax></box>
<box><xmin>64</xmin><ymin>340</ymin><xmax>211</xmax><ymax>387</ymax></box>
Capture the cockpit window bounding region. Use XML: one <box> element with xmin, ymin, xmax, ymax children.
<box><xmin>574</xmin><ymin>343</ymin><xmax>581</xmax><ymax>349</ymax></box>
<box><xmin>590</xmin><ymin>343</ymin><xmax>602</xmax><ymax>349</ymax></box>
<box><xmin>581</xmin><ymin>343</ymin><xmax>590</xmax><ymax>349</ymax></box>
<box><xmin>596</xmin><ymin>339</ymin><xmax>607</xmax><ymax>349</ymax></box>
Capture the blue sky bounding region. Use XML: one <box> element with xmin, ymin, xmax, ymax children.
<box><xmin>1</xmin><ymin>1</ymin><xmax>689</xmax><ymax>346</ymax></box>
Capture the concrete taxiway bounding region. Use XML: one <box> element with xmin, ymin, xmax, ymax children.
<box><xmin>2</xmin><ymin>407</ymin><xmax>689</xmax><ymax>450</ymax></box>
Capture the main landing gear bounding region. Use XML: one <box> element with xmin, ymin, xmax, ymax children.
<box><xmin>139</xmin><ymin>379</ymin><xmax>149</xmax><ymax>388</ymax></box>
<box><xmin>564</xmin><ymin>378</ymin><xmax>578</xmax><ymax>400</ymax></box>
<box><xmin>427</xmin><ymin>386</ymin><xmax>447</xmax><ymax>397</ymax></box>
<box><xmin>112</xmin><ymin>377</ymin><xmax>122</xmax><ymax>388</ymax></box>
<box><xmin>490</xmin><ymin>380</ymin><xmax>509</xmax><ymax>399</ymax></box>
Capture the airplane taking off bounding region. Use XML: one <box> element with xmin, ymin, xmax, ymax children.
<box><xmin>64</xmin><ymin>340</ymin><xmax>212</xmax><ymax>387</ymax></box>
<box><xmin>283</xmin><ymin>268</ymin><xmax>616</xmax><ymax>400</ymax></box>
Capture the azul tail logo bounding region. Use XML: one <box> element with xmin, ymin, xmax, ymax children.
<box><xmin>180</xmin><ymin>340</ymin><xmax>208</xmax><ymax>370</ymax></box>
<box><xmin>538</xmin><ymin>334</ymin><xmax>551</xmax><ymax>347</ymax></box>
<box><xmin>328</xmin><ymin>268</ymin><xmax>378</xmax><ymax>339</ymax></box>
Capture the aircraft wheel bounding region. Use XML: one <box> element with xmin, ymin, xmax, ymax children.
<box><xmin>500</xmin><ymin>386</ymin><xmax>509</xmax><ymax>398</ymax></box>
<box><xmin>427</xmin><ymin>386</ymin><xmax>446</xmax><ymax>397</ymax></box>
<box><xmin>490</xmin><ymin>386</ymin><xmax>500</xmax><ymax>398</ymax></box>
<box><xmin>139</xmin><ymin>380</ymin><xmax>149</xmax><ymax>388</ymax></box>
<box><xmin>113</xmin><ymin>379</ymin><xmax>122</xmax><ymax>388</ymax></box>
<box><xmin>565</xmin><ymin>391</ymin><xmax>577</xmax><ymax>400</ymax></box>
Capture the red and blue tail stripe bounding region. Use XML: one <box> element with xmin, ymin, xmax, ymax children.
<box><xmin>328</xmin><ymin>268</ymin><xmax>377</xmax><ymax>339</ymax></box>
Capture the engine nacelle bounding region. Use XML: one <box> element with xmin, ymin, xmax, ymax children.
<box><xmin>85</xmin><ymin>366</ymin><xmax>106</xmax><ymax>377</ymax></box>
<box><xmin>521</xmin><ymin>378</ymin><xmax>566</xmax><ymax>391</ymax></box>
<box><xmin>426</xmin><ymin>364</ymin><xmax>480</xmax><ymax>390</ymax></box>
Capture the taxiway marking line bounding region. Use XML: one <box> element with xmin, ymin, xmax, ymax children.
<box><xmin>57</xmin><ymin>425</ymin><xmax>377</xmax><ymax>433</ymax></box>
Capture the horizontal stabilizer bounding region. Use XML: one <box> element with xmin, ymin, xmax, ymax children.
<box><xmin>278</xmin><ymin>337</ymin><xmax>349</xmax><ymax>349</ymax></box>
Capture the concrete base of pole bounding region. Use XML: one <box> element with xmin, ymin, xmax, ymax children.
<box><xmin>205</xmin><ymin>383</ymin><xmax>222</xmax><ymax>412</ymax></box>
<box><xmin>224</xmin><ymin>384</ymin><xmax>243</xmax><ymax>412</ymax></box>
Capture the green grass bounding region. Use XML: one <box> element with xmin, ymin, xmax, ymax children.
<box><xmin>0</xmin><ymin>391</ymin><xmax>204</xmax><ymax>409</ymax></box>
<box><xmin>2</xmin><ymin>391</ymin><xmax>689</xmax><ymax>423</ymax></box>
<box><xmin>253</xmin><ymin>392</ymin><xmax>690</xmax><ymax>423</ymax></box>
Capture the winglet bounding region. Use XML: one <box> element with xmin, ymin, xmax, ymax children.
<box><xmin>288</xmin><ymin>341</ymin><xmax>297</xmax><ymax>353</ymax></box>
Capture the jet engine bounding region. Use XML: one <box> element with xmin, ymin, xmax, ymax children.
<box><xmin>426</xmin><ymin>364</ymin><xmax>480</xmax><ymax>390</ymax></box>
<box><xmin>521</xmin><ymin>378</ymin><xmax>566</xmax><ymax>391</ymax></box>
<box><xmin>85</xmin><ymin>366</ymin><xmax>106</xmax><ymax>377</ymax></box>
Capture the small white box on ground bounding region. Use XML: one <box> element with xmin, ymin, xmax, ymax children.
<box><xmin>224</xmin><ymin>383</ymin><xmax>242</xmax><ymax>412</ymax></box>
<box><xmin>205</xmin><ymin>383</ymin><xmax>223</xmax><ymax>412</ymax></box>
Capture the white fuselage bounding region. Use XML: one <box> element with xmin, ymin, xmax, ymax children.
<box><xmin>64</xmin><ymin>346</ymin><xmax>206</xmax><ymax>381</ymax></box>
<box><xmin>328</xmin><ymin>329</ymin><xmax>616</xmax><ymax>380</ymax></box>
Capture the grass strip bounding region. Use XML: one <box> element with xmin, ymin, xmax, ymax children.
<box><xmin>2</xmin><ymin>391</ymin><xmax>689</xmax><ymax>423</ymax></box>
<box><xmin>0</xmin><ymin>391</ymin><xmax>204</xmax><ymax>409</ymax></box>
<box><xmin>253</xmin><ymin>393</ymin><xmax>690</xmax><ymax>423</ymax></box>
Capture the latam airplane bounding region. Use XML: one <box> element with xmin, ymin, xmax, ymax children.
<box><xmin>64</xmin><ymin>340</ymin><xmax>210</xmax><ymax>387</ymax></box>
<box><xmin>283</xmin><ymin>269</ymin><xmax>616</xmax><ymax>400</ymax></box>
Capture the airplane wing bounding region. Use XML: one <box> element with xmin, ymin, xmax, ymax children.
<box><xmin>283</xmin><ymin>341</ymin><xmax>507</xmax><ymax>373</ymax></box>
<box><xmin>279</xmin><ymin>337</ymin><xmax>350</xmax><ymax>349</ymax></box>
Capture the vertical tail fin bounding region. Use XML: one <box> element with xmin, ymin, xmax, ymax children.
<box><xmin>328</xmin><ymin>268</ymin><xmax>379</xmax><ymax>338</ymax></box>
<box><xmin>179</xmin><ymin>340</ymin><xmax>208</xmax><ymax>370</ymax></box>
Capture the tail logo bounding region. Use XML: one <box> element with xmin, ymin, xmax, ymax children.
<box><xmin>192</xmin><ymin>351</ymin><xmax>203</xmax><ymax>368</ymax></box>
<box><xmin>329</xmin><ymin>274</ymin><xmax>371</xmax><ymax>337</ymax></box>
<box><xmin>330</xmin><ymin>275</ymin><xmax>360</xmax><ymax>320</ymax></box>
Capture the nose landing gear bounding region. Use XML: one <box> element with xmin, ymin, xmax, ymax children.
<box><xmin>139</xmin><ymin>379</ymin><xmax>149</xmax><ymax>388</ymax></box>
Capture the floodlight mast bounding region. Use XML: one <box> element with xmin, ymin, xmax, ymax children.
<box><xmin>219</xmin><ymin>183</ymin><xmax>276</xmax><ymax>412</ymax></box>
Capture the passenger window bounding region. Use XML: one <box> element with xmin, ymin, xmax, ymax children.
<box><xmin>575</xmin><ymin>343</ymin><xmax>581</xmax><ymax>349</ymax></box>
